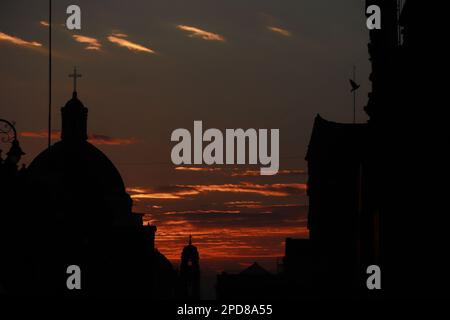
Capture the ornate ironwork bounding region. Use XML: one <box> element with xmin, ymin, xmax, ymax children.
<box><xmin>0</xmin><ymin>119</ymin><xmax>17</xmax><ymax>144</ymax></box>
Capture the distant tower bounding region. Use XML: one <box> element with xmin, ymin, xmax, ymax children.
<box><xmin>179</xmin><ymin>235</ymin><xmax>200</xmax><ymax>299</ymax></box>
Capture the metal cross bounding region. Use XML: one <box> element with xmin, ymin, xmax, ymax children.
<box><xmin>68</xmin><ymin>67</ymin><xmax>82</xmax><ymax>92</ymax></box>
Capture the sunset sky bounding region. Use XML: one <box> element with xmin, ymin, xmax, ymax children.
<box><xmin>0</xmin><ymin>0</ymin><xmax>370</xmax><ymax>296</ymax></box>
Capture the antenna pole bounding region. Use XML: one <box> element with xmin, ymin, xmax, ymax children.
<box><xmin>48</xmin><ymin>0</ymin><xmax>52</xmax><ymax>148</ymax></box>
<box><xmin>353</xmin><ymin>66</ymin><xmax>356</xmax><ymax>124</ymax></box>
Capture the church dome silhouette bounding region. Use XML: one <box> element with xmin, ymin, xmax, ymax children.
<box><xmin>28</xmin><ymin>140</ymin><xmax>127</xmax><ymax>195</ymax></box>
<box><xmin>26</xmin><ymin>89</ymin><xmax>132</xmax><ymax>228</ymax></box>
<box><xmin>19</xmin><ymin>70</ymin><xmax>177</xmax><ymax>297</ymax></box>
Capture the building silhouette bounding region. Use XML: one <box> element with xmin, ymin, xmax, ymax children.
<box><xmin>179</xmin><ymin>235</ymin><xmax>200</xmax><ymax>299</ymax></box>
<box><xmin>301</xmin><ymin>0</ymin><xmax>401</xmax><ymax>297</ymax></box>
<box><xmin>302</xmin><ymin>0</ymin><xmax>439</xmax><ymax>298</ymax></box>
<box><xmin>364</xmin><ymin>0</ymin><xmax>443</xmax><ymax>296</ymax></box>
<box><xmin>0</xmin><ymin>85</ymin><xmax>176</xmax><ymax>297</ymax></box>
<box><xmin>305</xmin><ymin>115</ymin><xmax>376</xmax><ymax>297</ymax></box>
<box><xmin>216</xmin><ymin>262</ymin><xmax>283</xmax><ymax>299</ymax></box>
<box><xmin>0</xmin><ymin>124</ymin><xmax>27</xmax><ymax>294</ymax></box>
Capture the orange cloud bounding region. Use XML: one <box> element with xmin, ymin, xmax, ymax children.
<box><xmin>183</xmin><ymin>184</ymin><xmax>287</xmax><ymax>197</ymax></box>
<box><xmin>232</xmin><ymin>169</ymin><xmax>305</xmax><ymax>176</ymax></box>
<box><xmin>176</xmin><ymin>25</ymin><xmax>225</xmax><ymax>42</ymax></box>
<box><xmin>128</xmin><ymin>187</ymin><xmax>200</xmax><ymax>199</ymax></box>
<box><xmin>21</xmin><ymin>130</ymin><xmax>59</xmax><ymax>140</ymax></box>
<box><xmin>72</xmin><ymin>35</ymin><xmax>102</xmax><ymax>51</ymax></box>
<box><xmin>131</xmin><ymin>193</ymin><xmax>183</xmax><ymax>200</ymax></box>
<box><xmin>21</xmin><ymin>130</ymin><xmax>136</xmax><ymax>145</ymax></box>
<box><xmin>89</xmin><ymin>134</ymin><xmax>136</xmax><ymax>145</ymax></box>
<box><xmin>107</xmin><ymin>35</ymin><xmax>155</xmax><ymax>54</ymax></box>
<box><xmin>268</xmin><ymin>26</ymin><xmax>292</xmax><ymax>37</ymax></box>
<box><xmin>128</xmin><ymin>182</ymin><xmax>306</xmax><ymax>200</ymax></box>
<box><xmin>225</xmin><ymin>201</ymin><xmax>262</xmax><ymax>206</ymax></box>
<box><xmin>174</xmin><ymin>166</ymin><xmax>305</xmax><ymax>177</ymax></box>
<box><xmin>175</xmin><ymin>166</ymin><xmax>223</xmax><ymax>172</ymax></box>
<box><xmin>151</xmin><ymin>225</ymin><xmax>309</xmax><ymax>261</ymax></box>
<box><xmin>163</xmin><ymin>210</ymin><xmax>240</xmax><ymax>215</ymax></box>
<box><xmin>0</xmin><ymin>32</ymin><xmax>42</xmax><ymax>48</ymax></box>
<box><xmin>183</xmin><ymin>182</ymin><xmax>306</xmax><ymax>197</ymax></box>
<box><xmin>111</xmin><ymin>33</ymin><xmax>128</xmax><ymax>38</ymax></box>
<box><xmin>40</xmin><ymin>21</ymin><xmax>50</xmax><ymax>27</ymax></box>
<box><xmin>133</xmin><ymin>193</ymin><xmax>182</xmax><ymax>199</ymax></box>
<box><xmin>227</xmin><ymin>202</ymin><xmax>301</xmax><ymax>209</ymax></box>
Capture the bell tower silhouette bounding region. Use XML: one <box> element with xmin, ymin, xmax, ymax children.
<box><xmin>61</xmin><ymin>67</ymin><xmax>88</xmax><ymax>142</ymax></box>
<box><xmin>179</xmin><ymin>235</ymin><xmax>200</xmax><ymax>299</ymax></box>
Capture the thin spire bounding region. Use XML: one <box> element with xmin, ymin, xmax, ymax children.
<box><xmin>48</xmin><ymin>0</ymin><xmax>52</xmax><ymax>148</ymax></box>
<box><xmin>189</xmin><ymin>235</ymin><xmax>192</xmax><ymax>245</ymax></box>
<box><xmin>353</xmin><ymin>65</ymin><xmax>356</xmax><ymax>123</ymax></box>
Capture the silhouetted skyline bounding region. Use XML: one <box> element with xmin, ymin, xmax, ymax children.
<box><xmin>0</xmin><ymin>0</ymin><xmax>370</xmax><ymax>282</ymax></box>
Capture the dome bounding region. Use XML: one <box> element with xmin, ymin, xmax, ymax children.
<box><xmin>26</xmin><ymin>140</ymin><xmax>132</xmax><ymax>227</ymax></box>
<box><xmin>25</xmin><ymin>88</ymin><xmax>133</xmax><ymax>228</ymax></box>
<box><xmin>27</xmin><ymin>140</ymin><xmax>126</xmax><ymax>194</ymax></box>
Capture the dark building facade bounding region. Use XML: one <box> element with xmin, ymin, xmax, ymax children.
<box><xmin>304</xmin><ymin>0</ymin><xmax>440</xmax><ymax>298</ymax></box>
<box><xmin>301</xmin><ymin>0</ymin><xmax>403</xmax><ymax>297</ymax></box>
<box><xmin>305</xmin><ymin>116</ymin><xmax>378</xmax><ymax>296</ymax></box>
<box><xmin>365</xmin><ymin>0</ymin><xmax>442</xmax><ymax>296</ymax></box>
<box><xmin>281</xmin><ymin>238</ymin><xmax>313</xmax><ymax>297</ymax></box>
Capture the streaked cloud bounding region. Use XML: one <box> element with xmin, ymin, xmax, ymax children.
<box><xmin>182</xmin><ymin>182</ymin><xmax>306</xmax><ymax>197</ymax></box>
<box><xmin>136</xmin><ymin>187</ymin><xmax>309</xmax><ymax>262</ymax></box>
<box><xmin>163</xmin><ymin>210</ymin><xmax>240</xmax><ymax>215</ymax></box>
<box><xmin>21</xmin><ymin>130</ymin><xmax>59</xmax><ymax>140</ymax></box>
<box><xmin>232</xmin><ymin>169</ymin><xmax>305</xmax><ymax>176</ymax></box>
<box><xmin>224</xmin><ymin>201</ymin><xmax>262</xmax><ymax>206</ymax></box>
<box><xmin>155</xmin><ymin>225</ymin><xmax>309</xmax><ymax>261</ymax></box>
<box><xmin>39</xmin><ymin>21</ymin><xmax>50</xmax><ymax>27</ymax></box>
<box><xmin>0</xmin><ymin>32</ymin><xmax>42</xmax><ymax>48</ymax></box>
<box><xmin>72</xmin><ymin>35</ymin><xmax>102</xmax><ymax>51</ymax></box>
<box><xmin>128</xmin><ymin>182</ymin><xmax>306</xmax><ymax>200</ymax></box>
<box><xmin>88</xmin><ymin>133</ymin><xmax>137</xmax><ymax>145</ymax></box>
<box><xmin>268</xmin><ymin>26</ymin><xmax>292</xmax><ymax>37</ymax></box>
<box><xmin>176</xmin><ymin>25</ymin><xmax>225</xmax><ymax>42</ymax></box>
<box><xmin>111</xmin><ymin>33</ymin><xmax>128</xmax><ymax>38</ymax></box>
<box><xmin>144</xmin><ymin>206</ymin><xmax>309</xmax><ymax>261</ymax></box>
<box><xmin>107</xmin><ymin>34</ymin><xmax>155</xmax><ymax>54</ymax></box>
<box><xmin>174</xmin><ymin>166</ymin><xmax>305</xmax><ymax>177</ymax></box>
<box><xmin>21</xmin><ymin>130</ymin><xmax>137</xmax><ymax>145</ymax></box>
<box><xmin>226</xmin><ymin>202</ymin><xmax>302</xmax><ymax>209</ymax></box>
<box><xmin>128</xmin><ymin>187</ymin><xmax>200</xmax><ymax>199</ymax></box>
<box><xmin>175</xmin><ymin>166</ymin><xmax>223</xmax><ymax>173</ymax></box>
